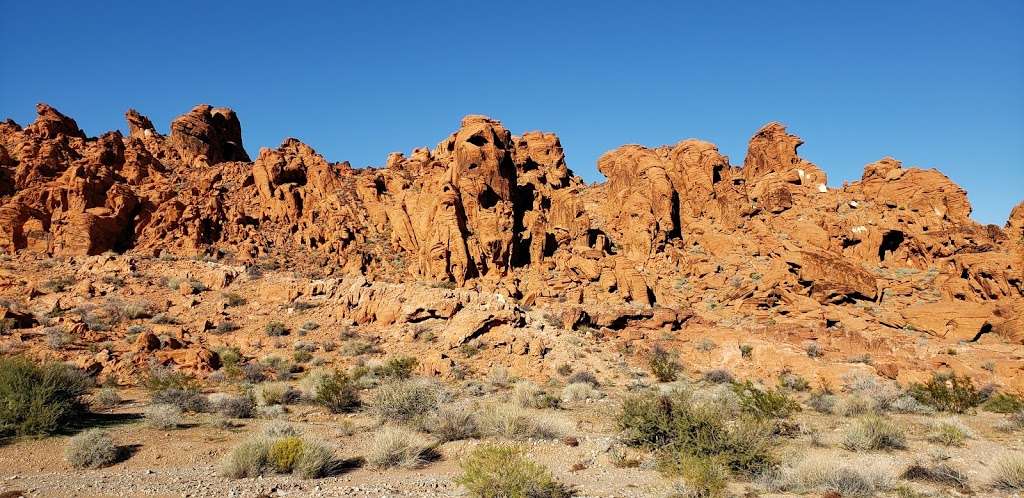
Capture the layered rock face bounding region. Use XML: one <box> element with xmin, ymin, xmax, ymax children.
<box><xmin>1</xmin><ymin>103</ymin><xmax>1021</xmax><ymax>343</ymax></box>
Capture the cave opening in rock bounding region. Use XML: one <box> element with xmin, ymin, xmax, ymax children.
<box><xmin>478</xmin><ymin>186</ymin><xmax>500</xmax><ymax>209</ymax></box>
<box><xmin>466</xmin><ymin>134</ymin><xmax>488</xmax><ymax>146</ymax></box>
<box><xmin>878</xmin><ymin>230</ymin><xmax>904</xmax><ymax>261</ymax></box>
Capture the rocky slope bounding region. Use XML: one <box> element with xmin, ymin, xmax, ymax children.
<box><xmin>0</xmin><ymin>103</ymin><xmax>1021</xmax><ymax>389</ymax></box>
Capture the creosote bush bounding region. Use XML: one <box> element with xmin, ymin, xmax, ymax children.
<box><xmin>731</xmin><ymin>381</ymin><xmax>800</xmax><ymax>420</ymax></box>
<box><xmin>0</xmin><ymin>356</ymin><xmax>91</xmax><ymax>437</ymax></box>
<box><xmin>648</xmin><ymin>345</ymin><xmax>681</xmax><ymax>382</ymax></box>
<box><xmin>983</xmin><ymin>393</ymin><xmax>1024</xmax><ymax>414</ymax></box>
<box><xmin>456</xmin><ymin>444</ymin><xmax>572</xmax><ymax>498</ymax></box>
<box><xmin>65</xmin><ymin>429</ymin><xmax>120</xmax><ymax>469</ymax></box>
<box><xmin>617</xmin><ymin>390</ymin><xmax>776</xmax><ymax>477</ymax></box>
<box><xmin>313</xmin><ymin>370</ymin><xmax>361</xmax><ymax>413</ymax></box>
<box><xmin>907</xmin><ymin>373</ymin><xmax>983</xmax><ymax>413</ymax></box>
<box><xmin>659</xmin><ymin>453</ymin><xmax>728</xmax><ymax>498</ymax></box>
<box><xmin>255</xmin><ymin>382</ymin><xmax>301</xmax><ymax>406</ymax></box>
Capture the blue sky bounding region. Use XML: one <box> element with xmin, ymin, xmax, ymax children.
<box><xmin>2</xmin><ymin>1</ymin><xmax>1021</xmax><ymax>224</ymax></box>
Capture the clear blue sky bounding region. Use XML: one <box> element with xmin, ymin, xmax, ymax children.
<box><xmin>2</xmin><ymin>1</ymin><xmax>1021</xmax><ymax>224</ymax></box>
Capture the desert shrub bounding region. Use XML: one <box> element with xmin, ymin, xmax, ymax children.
<box><xmin>888</xmin><ymin>394</ymin><xmax>933</xmax><ymax>414</ymax></box>
<box><xmin>990</xmin><ymin>453</ymin><xmax>1024</xmax><ymax>490</ymax></box>
<box><xmin>45</xmin><ymin>327</ymin><xmax>71</xmax><ymax>350</ymax></box>
<box><xmin>0</xmin><ymin>356</ymin><xmax>91</xmax><ymax>437</ymax></box>
<box><xmin>92</xmin><ymin>387</ymin><xmax>122</xmax><ymax>410</ymax></box>
<box><xmin>220</xmin><ymin>434</ymin><xmax>332</xmax><ymax>479</ymax></box>
<box><xmin>145</xmin><ymin>403</ymin><xmax>183</xmax><ymax>429</ymax></box>
<box><xmin>842</xmin><ymin>415</ymin><xmax>906</xmax><ymax>451</ymax></box>
<box><xmin>649</xmin><ymin>345</ymin><xmax>681</xmax><ymax>382</ymax></box>
<box><xmin>762</xmin><ymin>455</ymin><xmax>897</xmax><ymax>496</ymax></box>
<box><xmin>379</xmin><ymin>355</ymin><xmax>418</xmax><ymax>380</ymax></box>
<box><xmin>293</xmin><ymin>439</ymin><xmax>333</xmax><ymax>478</ymax></box>
<box><xmin>808</xmin><ymin>391</ymin><xmax>837</xmax><ymax>414</ymax></box>
<box><xmin>220</xmin><ymin>437</ymin><xmax>271</xmax><ymax>478</ymax></box>
<box><xmin>424</xmin><ymin>402</ymin><xmax>479</xmax><ymax>442</ymax></box>
<box><xmin>269</xmin><ymin>436</ymin><xmax>304</xmax><ymax>472</ymax></box>
<box><xmin>223</xmin><ymin>292</ymin><xmax>246</xmax><ymax>307</ymax></box>
<box><xmin>778</xmin><ymin>372</ymin><xmax>809</xmax><ymax>391</ymax></box>
<box><xmin>702</xmin><ymin>369</ymin><xmax>734</xmax><ymax>384</ymax></box>
<box><xmin>143</xmin><ymin>363</ymin><xmax>195</xmax><ymax>392</ymax></box>
<box><xmin>480</xmin><ymin>404</ymin><xmax>563</xmax><ymax>440</ymax></box>
<box><xmin>513</xmin><ymin>382</ymin><xmax>561</xmax><ymax>409</ymax></box>
<box><xmin>150</xmin><ymin>313</ymin><xmax>178</xmax><ymax>324</ymax></box>
<box><xmin>211</xmin><ymin>393</ymin><xmax>255</xmax><ymax>419</ymax></box>
<box><xmin>214</xmin><ymin>321</ymin><xmax>240</xmax><ymax>334</ymax></box>
<box><xmin>371</xmin><ymin>378</ymin><xmax>441</xmax><ymax>423</ymax></box>
<box><xmin>123</xmin><ymin>302</ymin><xmax>153</xmax><ymax>320</ymax></box>
<box><xmin>257</xmin><ymin>404</ymin><xmax>288</xmax><ymax>419</ymax></box>
<box><xmin>366</xmin><ymin>427</ymin><xmax>433</xmax><ymax>469</ymax></box>
<box><xmin>254</xmin><ymin>382</ymin><xmax>300</xmax><ymax>406</ymax></box>
<box><xmin>694</xmin><ymin>338</ymin><xmax>717</xmax><ymax>352</ymax></box>
<box><xmin>300</xmin><ymin>321</ymin><xmax>319</xmax><ymax>331</ymax></box>
<box><xmin>561</xmin><ymin>382</ymin><xmax>602</xmax><ymax>403</ymax></box>
<box><xmin>43</xmin><ymin>275</ymin><xmax>77</xmax><ymax>292</ymax></box>
<box><xmin>456</xmin><ymin>444</ymin><xmax>571</xmax><ymax>498</ymax></box>
<box><xmin>566</xmin><ymin>371</ymin><xmax>599</xmax><ymax>387</ymax></box>
<box><xmin>263</xmin><ymin>421</ymin><xmax>301</xmax><ymax>438</ymax></box>
<box><xmin>907</xmin><ymin>373</ymin><xmax>982</xmax><ymax>413</ymax></box>
<box><xmin>732</xmin><ymin>381</ymin><xmax>800</xmax><ymax>420</ymax></box>
<box><xmin>487</xmin><ymin>364</ymin><xmax>512</xmax><ymax>388</ymax></box>
<box><xmin>739</xmin><ymin>344</ymin><xmax>753</xmax><ymax>359</ymax></box>
<box><xmin>927</xmin><ymin>419</ymin><xmax>970</xmax><ymax>447</ymax></box>
<box><xmin>658</xmin><ymin>453</ymin><xmax>727</xmax><ymax>498</ymax></box>
<box><xmin>152</xmin><ymin>387</ymin><xmax>208</xmax><ymax>413</ymax></box>
<box><xmin>608</xmin><ymin>445</ymin><xmax>643</xmax><ymax>468</ymax></box>
<box><xmin>313</xmin><ymin>370</ymin><xmax>361</xmax><ymax>413</ymax></box>
<box><xmin>65</xmin><ymin>429</ymin><xmax>120</xmax><ymax>469</ymax></box>
<box><xmin>983</xmin><ymin>393</ymin><xmax>1024</xmax><ymax>414</ymax></box>
<box><xmin>901</xmin><ymin>462</ymin><xmax>969</xmax><ymax>490</ymax></box>
<box><xmin>292</xmin><ymin>350</ymin><xmax>313</xmax><ymax>363</ymax></box>
<box><xmin>264</xmin><ymin>321</ymin><xmax>288</xmax><ymax>337</ymax></box>
<box><xmin>836</xmin><ymin>395</ymin><xmax>876</xmax><ymax>417</ymax></box>
<box><xmin>805</xmin><ymin>342</ymin><xmax>823</xmax><ymax>358</ymax></box>
<box><xmin>617</xmin><ymin>391</ymin><xmax>776</xmax><ymax>476</ymax></box>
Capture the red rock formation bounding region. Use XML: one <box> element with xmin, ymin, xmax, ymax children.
<box><xmin>0</xmin><ymin>103</ymin><xmax>1019</xmax><ymax>336</ymax></box>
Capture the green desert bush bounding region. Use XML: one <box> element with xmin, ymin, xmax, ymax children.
<box><xmin>983</xmin><ymin>393</ymin><xmax>1024</xmax><ymax>414</ymax></box>
<box><xmin>927</xmin><ymin>419</ymin><xmax>970</xmax><ymax>447</ymax></box>
<box><xmin>512</xmin><ymin>381</ymin><xmax>561</xmax><ymax>409</ymax></box>
<box><xmin>366</xmin><ymin>426</ymin><xmax>434</xmax><ymax>469</ymax></box>
<box><xmin>312</xmin><ymin>370</ymin><xmax>361</xmax><ymax>413</ymax></box>
<box><xmin>842</xmin><ymin>415</ymin><xmax>906</xmax><ymax>451</ymax></box>
<box><xmin>457</xmin><ymin>444</ymin><xmax>572</xmax><ymax>497</ymax></box>
<box><xmin>617</xmin><ymin>391</ymin><xmax>776</xmax><ymax>476</ymax></box>
<box><xmin>659</xmin><ymin>453</ymin><xmax>728</xmax><ymax>498</ymax></box>
<box><xmin>648</xmin><ymin>345</ymin><xmax>681</xmax><ymax>382</ymax></box>
<box><xmin>264</xmin><ymin>321</ymin><xmax>288</xmax><ymax>337</ymax></box>
<box><xmin>731</xmin><ymin>381</ymin><xmax>800</xmax><ymax>420</ymax></box>
<box><xmin>907</xmin><ymin>373</ymin><xmax>983</xmax><ymax>413</ymax></box>
<box><xmin>0</xmin><ymin>356</ymin><xmax>91</xmax><ymax>437</ymax></box>
<box><xmin>65</xmin><ymin>429</ymin><xmax>120</xmax><ymax>469</ymax></box>
<box><xmin>220</xmin><ymin>435</ymin><xmax>332</xmax><ymax>479</ymax></box>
